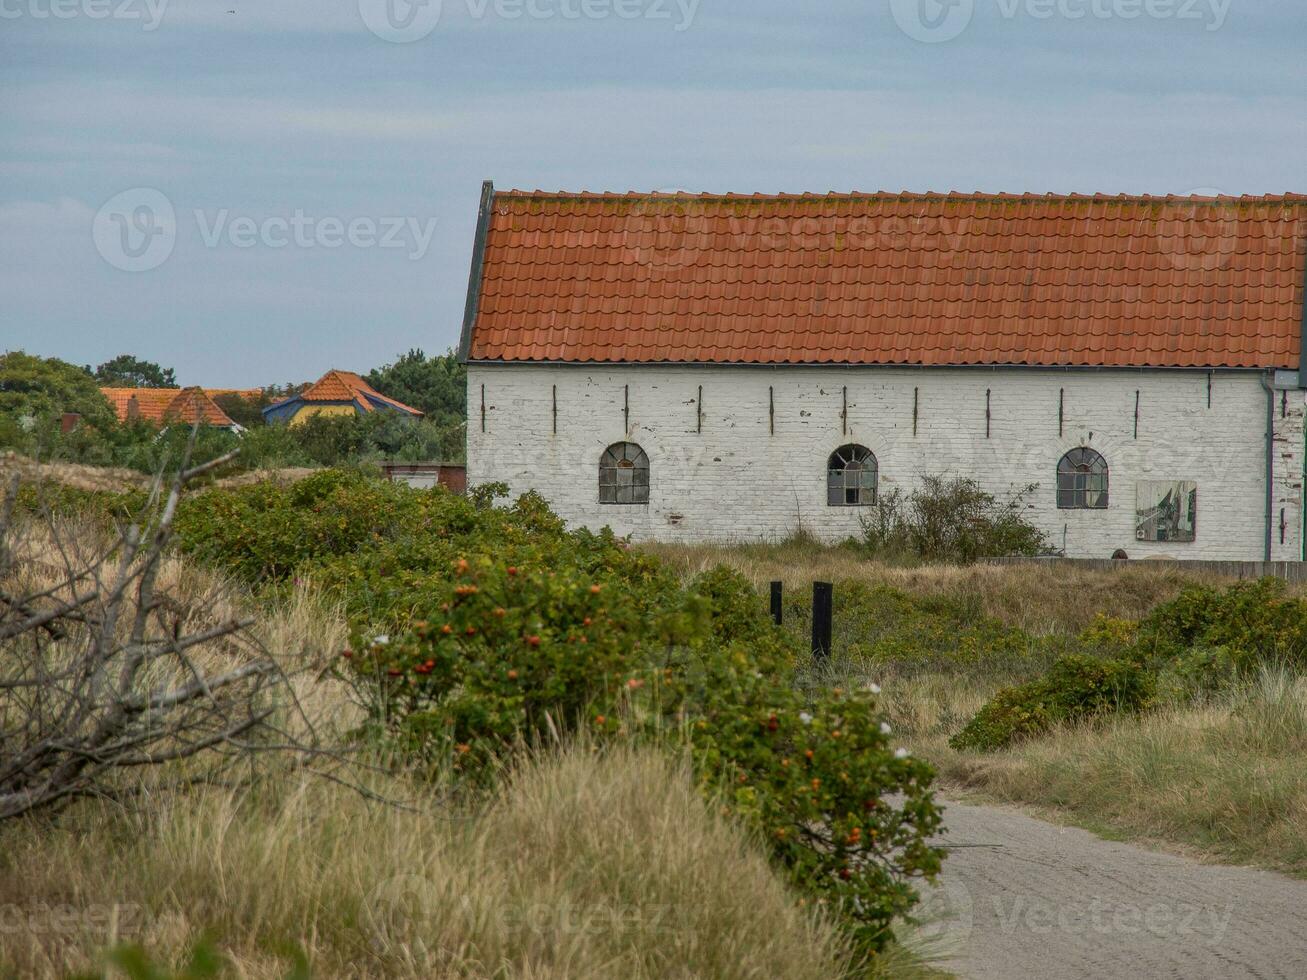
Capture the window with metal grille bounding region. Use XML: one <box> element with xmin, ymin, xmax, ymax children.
<box><xmin>599</xmin><ymin>442</ymin><xmax>650</xmax><ymax>504</ymax></box>
<box><xmin>827</xmin><ymin>444</ymin><xmax>878</xmax><ymax>506</ymax></box>
<box><xmin>1057</xmin><ymin>447</ymin><xmax>1109</xmax><ymax>509</ymax></box>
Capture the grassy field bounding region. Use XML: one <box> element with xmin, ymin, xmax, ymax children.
<box><xmin>653</xmin><ymin>540</ymin><xmax>1307</xmax><ymax>876</ymax></box>
<box><xmin>7</xmin><ymin>482</ymin><xmax>1304</xmax><ymax>977</ymax></box>
<box><xmin>1</xmin><ymin>740</ymin><xmax>865</xmax><ymax>979</ymax></box>
<box><xmin>924</xmin><ymin>666</ymin><xmax>1307</xmax><ymax>874</ymax></box>
<box><xmin>1</xmin><ymin>516</ymin><xmax>936</xmax><ymax>979</ymax></box>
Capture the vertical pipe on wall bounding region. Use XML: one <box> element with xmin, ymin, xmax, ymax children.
<box><xmin>551</xmin><ymin>384</ymin><xmax>557</xmax><ymax>434</ymax></box>
<box><xmin>841</xmin><ymin>386</ymin><xmax>847</xmax><ymax>435</ymax></box>
<box><xmin>912</xmin><ymin>386</ymin><xmax>919</xmax><ymax>436</ymax></box>
<box><xmin>985</xmin><ymin>388</ymin><xmax>991</xmax><ymax>438</ymax></box>
<box><xmin>623</xmin><ymin>384</ymin><xmax>629</xmax><ymax>434</ymax></box>
<box><xmin>769</xmin><ymin>385</ymin><xmax>774</xmax><ymax>435</ymax></box>
<box><xmin>1207</xmin><ymin>371</ymin><xmax>1213</xmax><ymax>409</ymax></box>
<box><xmin>480</xmin><ymin>384</ymin><xmax>486</xmax><ymax>433</ymax></box>
<box><xmin>697</xmin><ymin>384</ymin><xmax>703</xmax><ymax>433</ymax></box>
<box><xmin>1133</xmin><ymin>390</ymin><xmax>1139</xmax><ymax>439</ymax></box>
<box><xmin>1262</xmin><ymin>371</ymin><xmax>1275</xmax><ymax>561</ymax></box>
<box><xmin>1058</xmin><ymin>387</ymin><xmax>1064</xmax><ymax>437</ymax></box>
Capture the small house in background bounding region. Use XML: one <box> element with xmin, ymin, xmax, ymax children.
<box><xmin>262</xmin><ymin>370</ymin><xmax>424</xmax><ymax>426</ymax></box>
<box><xmin>379</xmin><ymin>461</ymin><xmax>466</xmax><ymax>493</ymax></box>
<box><xmin>100</xmin><ymin>387</ymin><xmax>240</xmax><ymax>431</ymax></box>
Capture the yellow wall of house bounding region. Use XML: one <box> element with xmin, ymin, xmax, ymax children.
<box><xmin>288</xmin><ymin>404</ymin><xmax>357</xmax><ymax>426</ymax></box>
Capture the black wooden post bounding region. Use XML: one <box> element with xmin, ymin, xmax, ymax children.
<box><xmin>770</xmin><ymin>581</ymin><xmax>783</xmax><ymax>626</ymax></box>
<box><xmin>812</xmin><ymin>581</ymin><xmax>832</xmax><ymax>660</ymax></box>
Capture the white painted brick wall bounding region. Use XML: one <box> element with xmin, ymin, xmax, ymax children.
<box><xmin>467</xmin><ymin>364</ymin><xmax>1303</xmax><ymax>561</ymax></box>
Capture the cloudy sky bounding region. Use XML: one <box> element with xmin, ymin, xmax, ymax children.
<box><xmin>3</xmin><ymin>0</ymin><xmax>1305</xmax><ymax>386</ymax></box>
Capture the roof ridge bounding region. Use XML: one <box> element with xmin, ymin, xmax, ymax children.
<box><xmin>497</xmin><ymin>189</ymin><xmax>1307</xmax><ymax>205</ymax></box>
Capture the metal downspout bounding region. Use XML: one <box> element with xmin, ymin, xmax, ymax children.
<box><xmin>1261</xmin><ymin>370</ymin><xmax>1275</xmax><ymax>562</ymax></box>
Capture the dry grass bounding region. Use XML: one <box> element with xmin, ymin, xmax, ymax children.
<box><xmin>922</xmin><ymin>667</ymin><xmax>1307</xmax><ymax>874</ymax></box>
<box><xmin>3</xmin><ymin>513</ymin><xmax>355</xmax><ymax>744</ymax></box>
<box><xmin>645</xmin><ymin>538</ymin><xmax>1256</xmax><ymax>635</ymax></box>
<box><xmin>0</xmin><ymin>743</ymin><xmax>865</xmax><ymax>979</ymax></box>
<box><xmin>0</xmin><ymin>453</ymin><xmax>318</xmax><ymax>496</ymax></box>
<box><xmin>653</xmin><ymin>539</ymin><xmax>1307</xmax><ymax>875</ymax></box>
<box><xmin>2</xmin><ymin>513</ymin><xmax>943</xmax><ymax>979</ymax></box>
<box><xmin>0</xmin><ymin>452</ymin><xmax>148</xmax><ymax>494</ymax></box>
<box><xmin>211</xmin><ymin>467</ymin><xmax>319</xmax><ymax>489</ymax></box>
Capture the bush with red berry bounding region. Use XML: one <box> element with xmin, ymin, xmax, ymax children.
<box><xmin>347</xmin><ymin>559</ymin><xmax>942</xmax><ymax>953</ymax></box>
<box><xmin>177</xmin><ymin>473</ymin><xmax>943</xmax><ymax>953</ymax></box>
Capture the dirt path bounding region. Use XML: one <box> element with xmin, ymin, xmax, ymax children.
<box><xmin>916</xmin><ymin>799</ymin><xmax>1307</xmax><ymax>979</ymax></box>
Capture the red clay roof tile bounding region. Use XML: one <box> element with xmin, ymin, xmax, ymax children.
<box><xmin>100</xmin><ymin>388</ymin><xmax>236</xmax><ymax>427</ymax></box>
<box><xmin>298</xmin><ymin>370</ymin><xmax>423</xmax><ymax>417</ymax></box>
<box><xmin>467</xmin><ymin>191</ymin><xmax>1307</xmax><ymax>369</ymax></box>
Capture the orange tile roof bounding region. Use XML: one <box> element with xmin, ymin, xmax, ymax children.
<box><xmin>465</xmin><ymin>190</ymin><xmax>1307</xmax><ymax>369</ymax></box>
<box><xmin>100</xmin><ymin>387</ymin><xmax>236</xmax><ymax>427</ymax></box>
<box><xmin>297</xmin><ymin>370</ymin><xmax>423</xmax><ymax>416</ymax></box>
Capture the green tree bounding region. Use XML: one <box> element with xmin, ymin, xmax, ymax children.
<box><xmin>93</xmin><ymin>354</ymin><xmax>177</xmax><ymax>388</ymax></box>
<box><xmin>212</xmin><ymin>391</ymin><xmax>272</xmax><ymax>428</ymax></box>
<box><xmin>0</xmin><ymin>351</ymin><xmax>114</xmax><ymax>428</ymax></box>
<box><xmin>366</xmin><ymin>348</ymin><xmax>464</xmax><ymax>422</ymax></box>
<box><xmin>366</xmin><ymin>348</ymin><xmax>467</xmax><ymax>462</ymax></box>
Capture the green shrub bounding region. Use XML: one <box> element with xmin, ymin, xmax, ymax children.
<box><xmin>1140</xmin><ymin>578</ymin><xmax>1307</xmax><ymax>670</ymax></box>
<box><xmin>784</xmin><ymin>580</ymin><xmax>1047</xmax><ymax>679</ymax></box>
<box><xmin>169</xmin><ymin>472</ymin><xmax>944</xmax><ymax>952</ymax></box>
<box><xmin>345</xmin><ymin>561</ymin><xmax>942</xmax><ymax>952</ymax></box>
<box><xmin>860</xmin><ymin>475</ymin><xmax>1048</xmax><ymax>563</ymax></box>
<box><xmin>950</xmin><ymin>654</ymin><xmax>1156</xmax><ymax>751</ymax></box>
<box><xmin>12</xmin><ymin>483</ymin><xmax>147</xmax><ymax>523</ymax></box>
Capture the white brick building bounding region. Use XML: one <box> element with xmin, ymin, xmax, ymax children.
<box><xmin>460</xmin><ymin>185</ymin><xmax>1307</xmax><ymax>561</ymax></box>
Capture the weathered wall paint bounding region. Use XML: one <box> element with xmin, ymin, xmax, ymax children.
<box><xmin>287</xmin><ymin>403</ymin><xmax>357</xmax><ymax>426</ymax></box>
<box><xmin>466</xmin><ymin>365</ymin><xmax>1306</xmax><ymax>561</ymax></box>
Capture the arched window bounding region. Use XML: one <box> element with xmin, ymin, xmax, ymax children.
<box><xmin>827</xmin><ymin>444</ymin><xmax>878</xmax><ymax>506</ymax></box>
<box><xmin>599</xmin><ymin>442</ymin><xmax>650</xmax><ymax>504</ymax></box>
<box><xmin>1057</xmin><ymin>448</ymin><xmax>1109</xmax><ymax>509</ymax></box>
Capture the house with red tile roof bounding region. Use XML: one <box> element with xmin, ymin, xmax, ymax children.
<box><xmin>262</xmin><ymin>370</ymin><xmax>423</xmax><ymax>426</ymax></box>
<box><xmin>459</xmin><ymin>182</ymin><xmax>1307</xmax><ymax>560</ymax></box>
<box><xmin>101</xmin><ymin>387</ymin><xmax>240</xmax><ymax>430</ymax></box>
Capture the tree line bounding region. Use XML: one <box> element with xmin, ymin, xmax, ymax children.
<box><xmin>0</xmin><ymin>348</ymin><xmax>467</xmax><ymax>471</ymax></box>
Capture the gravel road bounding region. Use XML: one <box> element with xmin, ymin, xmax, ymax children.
<box><xmin>914</xmin><ymin>799</ymin><xmax>1307</xmax><ymax>979</ymax></box>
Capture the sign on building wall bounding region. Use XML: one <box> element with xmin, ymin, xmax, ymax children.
<box><xmin>1136</xmin><ymin>481</ymin><xmax>1198</xmax><ymax>542</ymax></box>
